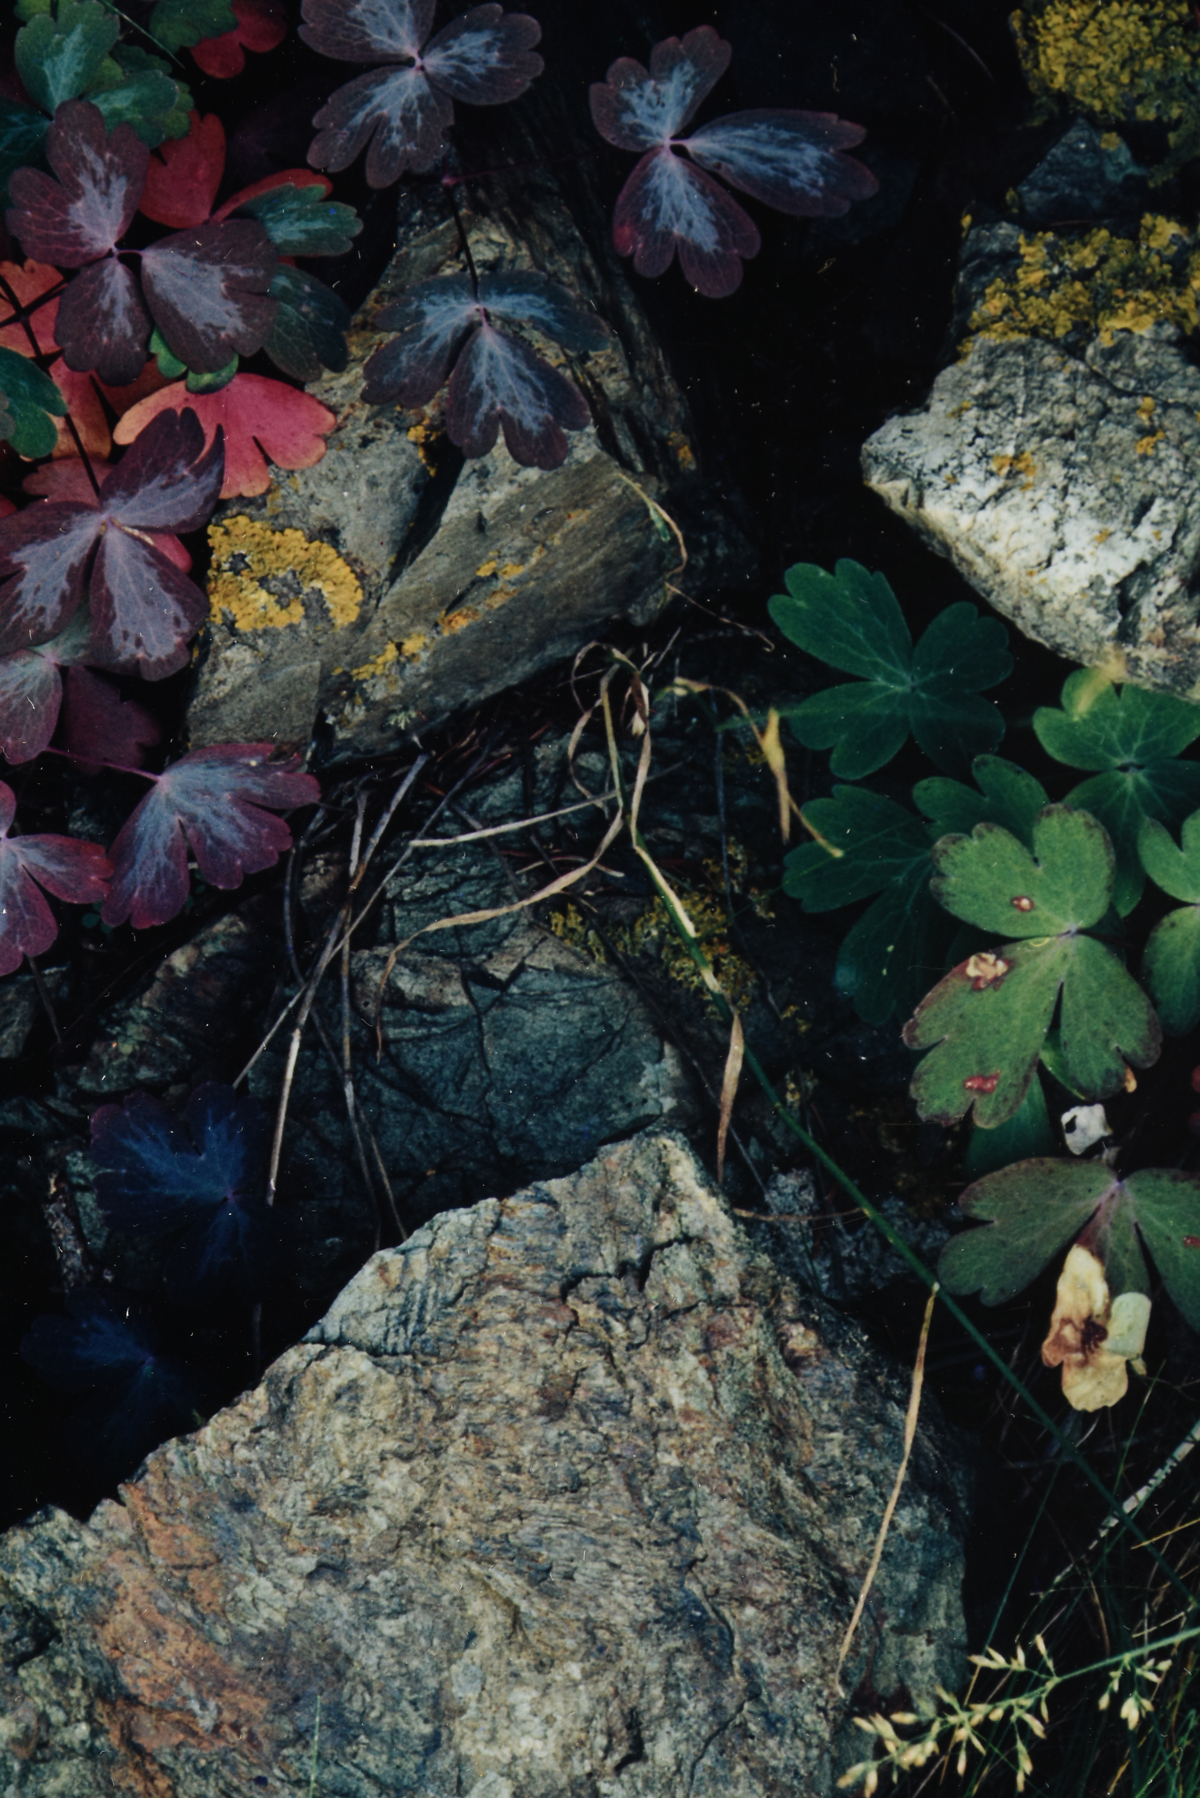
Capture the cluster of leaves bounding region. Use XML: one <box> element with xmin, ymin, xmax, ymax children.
<box><xmin>772</xmin><ymin>559</ymin><xmax>1200</xmax><ymax>1406</ymax></box>
<box><xmin>20</xmin><ymin>1082</ymin><xmax>271</xmax><ymax>1472</ymax></box>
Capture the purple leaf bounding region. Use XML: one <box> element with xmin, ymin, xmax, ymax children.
<box><xmin>102</xmin><ymin>744</ymin><xmax>320</xmax><ymax>929</ymax></box>
<box><xmin>303</xmin><ymin>0</ymin><xmax>541</xmax><ymax>186</ymax></box>
<box><xmin>91</xmin><ymin>1084</ymin><xmax>269</xmax><ymax>1232</ymax></box>
<box><xmin>0</xmin><ymin>408</ymin><xmax>224</xmax><ymax>676</ymax></box>
<box><xmin>299</xmin><ymin>0</ymin><xmax>434</xmax><ymax>61</ymax></box>
<box><xmin>5</xmin><ymin>100</ymin><xmax>147</xmax><ymax>266</ymax></box>
<box><xmin>308</xmin><ymin>65</ymin><xmax>455</xmax><ymax>181</ymax></box>
<box><xmin>141</xmin><ymin>219</ymin><xmax>278</xmax><ymax>373</ymax></box>
<box><xmin>686</xmin><ymin>110</ymin><xmax>877</xmax><ymax>216</ymax></box>
<box><xmin>447</xmin><ymin>322</ymin><xmax>589</xmax><ymax>466</ymax></box>
<box><xmin>475</xmin><ymin>271</ymin><xmax>610</xmax><ymax>352</ymax></box>
<box><xmin>589</xmin><ymin>26</ymin><xmax>731</xmax><ymax>151</ymax></box>
<box><xmin>364</xmin><ymin>272</ymin><xmax>481</xmax><ymax>404</ymax></box>
<box><xmin>53</xmin><ymin>257</ymin><xmax>152</xmax><ymax>387</ymax></box>
<box><xmin>421</xmin><ymin>4</ymin><xmax>543</xmax><ymax>105</ymax></box>
<box><xmin>61</xmin><ymin>666</ymin><xmax>160</xmax><ymax>774</ymax></box>
<box><xmin>0</xmin><ymin>777</ymin><xmax>112</xmax><ymax>974</ymax></box>
<box><xmin>612</xmin><ymin>148</ymin><xmax>759</xmax><ymax>296</ymax></box>
<box><xmin>0</xmin><ymin>506</ymin><xmax>105</xmax><ymax>656</ymax></box>
<box><xmin>590</xmin><ymin>26</ymin><xmax>877</xmax><ymax>295</ymax></box>
<box><xmin>0</xmin><ymin>611</ymin><xmax>90</xmax><ymax>764</ymax></box>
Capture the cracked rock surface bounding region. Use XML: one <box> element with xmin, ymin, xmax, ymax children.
<box><xmin>0</xmin><ymin>1131</ymin><xmax>969</xmax><ymax>1797</ymax></box>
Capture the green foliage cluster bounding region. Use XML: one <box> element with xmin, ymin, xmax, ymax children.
<box><xmin>771</xmin><ymin>559</ymin><xmax>1200</xmax><ymax>1351</ymax></box>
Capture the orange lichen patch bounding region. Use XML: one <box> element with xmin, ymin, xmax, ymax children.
<box><xmin>439</xmin><ymin>605</ymin><xmax>480</xmax><ymax>635</ymax></box>
<box><xmin>1041</xmin><ymin>1242</ymin><xmax>1150</xmax><ymax>1411</ymax></box>
<box><xmin>992</xmin><ymin>450</ymin><xmax>1038</xmax><ymax>488</ymax></box>
<box><xmin>405</xmin><ymin>414</ymin><xmax>441</xmax><ymax>472</ymax></box>
<box><xmin>351</xmin><ymin>641</ymin><xmax>400</xmax><ymax>682</ymax></box>
<box><xmin>399</xmin><ymin>632</ymin><xmax>428</xmax><ymax>659</ymax></box>
<box><xmin>208</xmin><ymin>518</ymin><xmax>362</xmax><ymax>633</ymax></box>
<box><xmin>474</xmin><ymin>558</ymin><xmax>498</xmax><ymax>578</ymax></box>
<box><xmin>668</xmin><ymin>431</ymin><xmax>696</xmax><ymax>470</ymax></box>
<box><xmin>1136</xmin><ymin>430</ymin><xmax>1165</xmax><ymax>454</ymax></box>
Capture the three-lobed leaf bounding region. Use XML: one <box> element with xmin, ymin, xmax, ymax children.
<box><xmin>1139</xmin><ymin>811</ymin><xmax>1200</xmax><ymax>1033</ymax></box>
<box><xmin>590</xmin><ymin>26</ymin><xmax>877</xmax><ymax>296</ymax></box>
<box><xmin>362</xmin><ymin>270</ymin><xmax>609</xmax><ymax>469</ymax></box>
<box><xmin>102</xmin><ymin>744</ymin><xmax>319</xmax><ymax>929</ymax></box>
<box><xmin>114</xmin><ymin>374</ymin><xmax>337</xmax><ymax>498</ymax></box>
<box><xmin>904</xmin><ymin>807</ymin><xmax>1161</xmax><ymax>1126</ymax></box>
<box><xmin>302</xmin><ymin>0</ymin><xmax>544</xmax><ymax>187</ymax></box>
<box><xmin>0</xmin><ymin>344</ymin><xmax>67</xmax><ymax>458</ymax></box>
<box><xmin>1034</xmin><ymin>669</ymin><xmax>1200</xmax><ymax>913</ymax></box>
<box><xmin>771</xmin><ymin>560</ymin><xmax>1011</xmax><ymax>777</ymax></box>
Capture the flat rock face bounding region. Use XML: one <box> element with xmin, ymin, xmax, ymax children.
<box><xmin>0</xmin><ymin>1133</ymin><xmax>968</xmax><ymax>1798</ymax></box>
<box><xmin>186</xmin><ymin>197</ymin><xmax>728</xmax><ymax>760</ymax></box>
<box><xmin>862</xmin><ymin>303</ymin><xmax>1200</xmax><ymax>691</ymax></box>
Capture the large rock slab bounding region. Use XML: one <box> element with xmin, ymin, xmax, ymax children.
<box><xmin>186</xmin><ymin>190</ymin><xmax>729</xmax><ymax>759</ymax></box>
<box><xmin>0</xmin><ymin>1132</ymin><xmax>969</xmax><ymax>1798</ymax></box>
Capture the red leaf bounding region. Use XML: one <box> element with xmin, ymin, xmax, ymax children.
<box><xmin>140</xmin><ymin>218</ymin><xmax>278</xmax><ymax>373</ymax></box>
<box><xmin>102</xmin><ymin>745</ymin><xmax>319</xmax><ymax>929</ymax></box>
<box><xmin>0</xmin><ymin>779</ymin><xmax>112</xmax><ymax>973</ymax></box>
<box><xmin>61</xmin><ymin>666</ymin><xmax>160</xmax><ymax>775</ymax></box>
<box><xmin>6</xmin><ymin>101</ymin><xmax>147</xmax><ymax>267</ymax></box>
<box><xmin>140</xmin><ymin>112</ymin><xmax>227</xmax><ymax>230</ymax></box>
<box><xmin>113</xmin><ymin>373</ymin><xmax>336</xmax><ymax>497</ymax></box>
<box><xmin>191</xmin><ymin>0</ymin><xmax>287</xmax><ymax>78</ymax></box>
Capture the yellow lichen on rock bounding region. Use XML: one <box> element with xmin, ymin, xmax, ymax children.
<box><xmin>208</xmin><ymin>518</ymin><xmax>363</xmax><ymax>634</ymax></box>
<box><xmin>352</xmin><ymin>641</ymin><xmax>400</xmax><ymax>681</ymax></box>
<box><xmin>993</xmin><ymin>450</ymin><xmax>1038</xmax><ymax>487</ymax></box>
<box><xmin>965</xmin><ymin>216</ymin><xmax>1200</xmax><ymax>352</ymax></box>
<box><xmin>1013</xmin><ymin>0</ymin><xmax>1199</xmax><ymax>157</ymax></box>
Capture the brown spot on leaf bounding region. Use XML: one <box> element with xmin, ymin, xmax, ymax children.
<box><xmin>1184</xmin><ymin>1236</ymin><xmax>1200</xmax><ymax>1249</ymax></box>
<box><xmin>1011</xmin><ymin>895</ymin><xmax>1035</xmax><ymax>911</ymax></box>
<box><xmin>963</xmin><ymin>1073</ymin><xmax>1000</xmax><ymax>1094</ymax></box>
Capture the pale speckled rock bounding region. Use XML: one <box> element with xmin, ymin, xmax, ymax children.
<box><xmin>862</xmin><ymin>311</ymin><xmax>1200</xmax><ymax>692</ymax></box>
<box><xmin>0</xmin><ymin>1132</ymin><xmax>969</xmax><ymax>1798</ymax></box>
<box><xmin>185</xmin><ymin>191</ymin><xmax>732</xmax><ymax>760</ymax></box>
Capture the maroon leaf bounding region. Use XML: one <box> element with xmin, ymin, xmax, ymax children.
<box><xmin>308</xmin><ymin>65</ymin><xmax>453</xmax><ymax>181</ymax></box>
<box><xmin>0</xmin><ymin>507</ymin><xmax>105</xmax><ymax>656</ymax></box>
<box><xmin>61</xmin><ymin>667</ymin><xmax>160</xmax><ymax>774</ymax></box>
<box><xmin>102</xmin><ymin>745</ymin><xmax>320</xmax><ymax>930</ymax></box>
<box><xmin>0</xmin><ymin>611</ymin><xmax>90</xmax><ymax>764</ymax></box>
<box><xmin>300</xmin><ymin>0</ymin><xmax>434</xmax><ymax>61</ymax></box>
<box><xmin>5</xmin><ymin>101</ymin><xmax>148</xmax><ymax>267</ymax></box>
<box><xmin>612</xmin><ymin>148</ymin><xmax>759</xmax><ymax>296</ymax></box>
<box><xmin>363</xmin><ymin>272</ymin><xmax>480</xmax><ymax>405</ymax></box>
<box><xmin>141</xmin><ymin>219</ymin><xmax>278</xmax><ymax>373</ymax></box>
<box><xmin>303</xmin><ymin>0</ymin><xmax>541</xmax><ymax>186</ymax></box>
<box><xmin>686</xmin><ymin>110</ymin><xmax>878</xmax><ymax>216</ymax></box>
<box><xmin>421</xmin><ymin>5</ymin><xmax>543</xmax><ymax>105</ymax></box>
<box><xmin>589</xmin><ymin>26</ymin><xmax>876</xmax><ymax>295</ymax></box>
<box><xmin>589</xmin><ymin>27</ymin><xmax>730</xmax><ymax>151</ymax></box>
<box><xmin>53</xmin><ymin>258</ymin><xmax>152</xmax><ymax>387</ymax></box>
<box><xmin>0</xmin><ymin>780</ymin><xmax>112</xmax><ymax>975</ymax></box>
<box><xmin>447</xmin><ymin>323</ymin><xmax>589</xmax><ymax>466</ymax></box>
<box><xmin>0</xmin><ymin>409</ymin><xmax>223</xmax><ymax>675</ymax></box>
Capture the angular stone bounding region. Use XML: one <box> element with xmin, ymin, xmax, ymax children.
<box><xmin>0</xmin><ymin>1132</ymin><xmax>969</xmax><ymax>1797</ymax></box>
<box><xmin>862</xmin><ymin>272</ymin><xmax>1200</xmax><ymax>693</ymax></box>
<box><xmin>186</xmin><ymin>199</ymin><xmax>728</xmax><ymax>760</ymax></box>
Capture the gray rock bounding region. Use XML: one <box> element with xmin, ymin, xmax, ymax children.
<box><xmin>0</xmin><ymin>1131</ymin><xmax>969</xmax><ymax>1797</ymax></box>
<box><xmin>862</xmin><ymin>277</ymin><xmax>1200</xmax><ymax>692</ymax></box>
<box><xmin>186</xmin><ymin>195</ymin><xmax>735</xmax><ymax>760</ymax></box>
<box><xmin>1016</xmin><ymin>119</ymin><xmax>1145</xmax><ymax>225</ymax></box>
<box><xmin>750</xmin><ymin>1168</ymin><xmax>951</xmax><ymax>1308</ymax></box>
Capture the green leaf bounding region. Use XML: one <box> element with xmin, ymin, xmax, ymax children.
<box><xmin>1034</xmin><ymin>670</ymin><xmax>1200</xmax><ymax>912</ymax></box>
<box><xmin>1129</xmin><ymin>1170</ymin><xmax>1200</xmax><ymax>1329</ymax></box>
<box><xmin>904</xmin><ymin>808</ymin><xmax>1161</xmax><ymax>1125</ymax></box>
<box><xmin>770</xmin><ymin>559</ymin><xmax>1011</xmax><ymax>778</ymax></box>
<box><xmin>0</xmin><ymin>345</ymin><xmax>67</xmax><ymax>457</ymax></box>
<box><xmin>186</xmin><ymin>354</ymin><xmax>237</xmax><ymax>393</ymax></box>
<box><xmin>938</xmin><ymin>1158</ymin><xmax>1200</xmax><ymax>1329</ymax></box>
<box><xmin>784</xmin><ymin>759</ymin><xmax>1051</xmax><ymax>1025</ymax></box>
<box><xmin>235</xmin><ymin>185</ymin><xmax>363</xmax><ymax>259</ymax></box>
<box><xmin>263</xmin><ymin>267</ymin><xmax>351</xmax><ymax>382</ymax></box>
<box><xmin>88</xmin><ymin>44</ymin><xmax>192</xmax><ymax>145</ymax></box>
<box><xmin>938</xmin><ymin>1158</ymin><xmax>1111</xmax><ymax>1305</ymax></box>
<box><xmin>16</xmin><ymin>0</ymin><xmax>118</xmax><ymax>114</ymax></box>
<box><xmin>963</xmin><ymin>1073</ymin><xmax>1055</xmax><ymax>1179</ymax></box>
<box><xmin>1138</xmin><ymin>816</ymin><xmax>1200</xmax><ymax>1032</ymax></box>
<box><xmin>0</xmin><ymin>99</ymin><xmax>49</xmax><ymax>201</ymax></box>
<box><xmin>149</xmin><ymin>327</ymin><xmax>187</xmax><ymax>381</ymax></box>
<box><xmin>148</xmin><ymin>0</ymin><xmax>237</xmax><ymax>53</ymax></box>
<box><xmin>930</xmin><ymin>804</ymin><xmax>1115</xmax><ymax>936</ymax></box>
